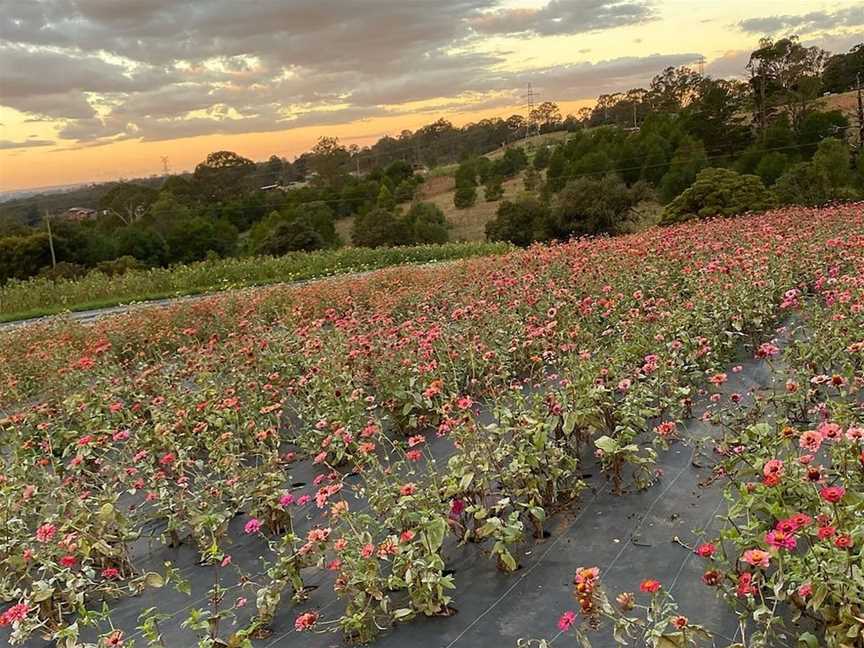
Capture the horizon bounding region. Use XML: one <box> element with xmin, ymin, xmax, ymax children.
<box><xmin>1</xmin><ymin>0</ymin><xmax>863</xmax><ymax>191</ymax></box>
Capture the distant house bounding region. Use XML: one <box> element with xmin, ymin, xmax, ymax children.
<box><xmin>61</xmin><ymin>207</ymin><xmax>98</xmax><ymax>221</ymax></box>
<box><xmin>411</xmin><ymin>163</ymin><xmax>430</xmax><ymax>175</ymax></box>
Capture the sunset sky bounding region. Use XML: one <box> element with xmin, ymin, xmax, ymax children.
<box><xmin>1</xmin><ymin>0</ymin><xmax>862</xmax><ymax>191</ymax></box>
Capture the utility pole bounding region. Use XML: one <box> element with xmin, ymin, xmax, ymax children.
<box><xmin>44</xmin><ymin>211</ymin><xmax>56</xmax><ymax>270</ymax></box>
<box><xmin>697</xmin><ymin>56</ymin><xmax>705</xmax><ymax>77</ymax></box>
<box><xmin>160</xmin><ymin>156</ymin><xmax>169</xmax><ymax>174</ymax></box>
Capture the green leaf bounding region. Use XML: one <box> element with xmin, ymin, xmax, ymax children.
<box><xmin>595</xmin><ymin>435</ymin><xmax>619</xmax><ymax>453</ymax></box>
<box><xmin>393</xmin><ymin>608</ymin><xmax>414</xmax><ymax>621</ymax></box>
<box><xmin>798</xmin><ymin>632</ymin><xmax>819</xmax><ymax>648</ymax></box>
<box><xmin>143</xmin><ymin>572</ymin><xmax>165</xmax><ymax>589</ymax></box>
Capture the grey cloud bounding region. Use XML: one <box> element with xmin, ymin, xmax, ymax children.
<box><xmin>0</xmin><ymin>138</ymin><xmax>55</xmax><ymax>150</ymax></box>
<box><xmin>526</xmin><ymin>52</ymin><xmax>700</xmax><ymax>96</ymax></box>
<box><xmin>470</xmin><ymin>0</ymin><xmax>655</xmax><ymax>36</ymax></box>
<box><xmin>0</xmin><ymin>0</ymin><xmax>691</xmax><ymax>145</ymax></box>
<box><xmin>738</xmin><ymin>6</ymin><xmax>864</xmax><ymax>35</ymax></box>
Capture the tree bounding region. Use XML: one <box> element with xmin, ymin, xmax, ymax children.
<box><xmin>529</xmin><ymin>102</ymin><xmax>562</xmax><ymax>132</ymax></box>
<box><xmin>454</xmin><ymin>160</ymin><xmax>478</xmax><ymax>209</ymax></box>
<box><xmin>351</xmin><ymin>208</ymin><xmax>410</xmax><ymax>247</ymax></box>
<box><xmin>485</xmin><ymin>197</ymin><xmax>552</xmax><ymax>246</ymax></box>
<box><xmin>377</xmin><ymin>184</ymin><xmax>396</xmax><ymax>211</ymax></box>
<box><xmin>404</xmin><ymin>202</ymin><xmax>449</xmax><ymax>244</ymax></box>
<box><xmin>0</xmin><ymin>232</ymin><xmax>51</xmax><ymax>282</ymax></box>
<box><xmin>658</xmin><ymin>137</ymin><xmax>707</xmax><ymax>203</ymax></box>
<box><xmin>747</xmin><ymin>37</ymin><xmax>828</xmax><ymax>134</ymax></box>
<box><xmin>193</xmin><ymin>151</ymin><xmax>256</xmax><ymax>200</ymax></box>
<box><xmin>647</xmin><ymin>66</ymin><xmax>702</xmax><ymax>112</ymax></box>
<box><xmin>774</xmin><ymin>162</ymin><xmax>834</xmax><ymax>206</ymax></box>
<box><xmin>484</xmin><ymin>176</ymin><xmax>504</xmax><ymax>202</ymax></box>
<box><xmin>822</xmin><ymin>44</ymin><xmax>864</xmax><ymax>93</ymax></box>
<box><xmin>258</xmin><ymin>217</ymin><xmax>326</xmax><ymax>255</ymax></box>
<box><xmin>812</xmin><ymin>138</ymin><xmax>854</xmax><ymax>189</ymax></box>
<box><xmin>798</xmin><ymin>111</ymin><xmax>849</xmax><ymax>157</ymax></box>
<box><xmin>505</xmin><ymin>114</ymin><xmax>527</xmax><ymax>136</ymax></box>
<box><xmin>555</xmin><ymin>175</ymin><xmax>638</xmax><ymax>236</ymax></box>
<box><xmin>263</xmin><ymin>155</ymin><xmax>285</xmax><ymax>185</ymax></box>
<box><xmin>164</xmin><ymin>217</ymin><xmax>238</xmax><ymax>264</ymax></box>
<box><xmin>309</xmin><ymin>136</ymin><xmax>351</xmax><ymax>187</ymax></box>
<box><xmin>755</xmin><ymin>152</ymin><xmax>790</xmax><ymax>186</ymax></box>
<box><xmin>99</xmin><ymin>183</ymin><xmax>159</xmax><ymax>225</ymax></box>
<box><xmin>663</xmin><ymin>168</ymin><xmax>775</xmax><ymax>223</ymax></box>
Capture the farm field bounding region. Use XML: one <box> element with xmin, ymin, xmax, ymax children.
<box><xmin>0</xmin><ymin>242</ymin><xmax>510</xmax><ymax>324</ymax></box>
<box><xmin>2</xmin><ymin>204</ymin><xmax>864</xmax><ymax>647</ymax></box>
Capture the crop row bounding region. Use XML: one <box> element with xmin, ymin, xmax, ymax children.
<box><xmin>0</xmin><ymin>204</ymin><xmax>862</xmax><ymax>646</ymax></box>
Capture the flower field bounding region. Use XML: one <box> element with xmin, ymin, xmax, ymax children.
<box><xmin>1</xmin><ymin>204</ymin><xmax>863</xmax><ymax>648</ymax></box>
<box><xmin>0</xmin><ymin>241</ymin><xmax>511</xmax><ymax>323</ymax></box>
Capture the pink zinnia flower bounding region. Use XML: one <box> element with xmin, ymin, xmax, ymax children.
<box><xmin>765</xmin><ymin>530</ymin><xmax>796</xmax><ymax>551</ymax></box>
<box><xmin>695</xmin><ymin>543</ymin><xmax>716</xmax><ymax>558</ymax></box>
<box><xmin>799</xmin><ymin>430</ymin><xmax>822</xmax><ymax>452</ymax></box>
<box><xmin>294</xmin><ymin>611</ymin><xmax>319</xmax><ymax>631</ymax></box>
<box><xmin>820</xmin><ymin>486</ymin><xmax>845</xmax><ymax>503</ymax></box>
<box><xmin>244</xmin><ymin>518</ymin><xmax>263</xmax><ymax>535</ymax></box>
<box><xmin>557</xmin><ymin>610</ymin><xmax>577</xmax><ymax>631</ymax></box>
<box><xmin>742</xmin><ymin>549</ymin><xmax>770</xmax><ymax>568</ymax></box>
<box><xmin>36</xmin><ymin>522</ymin><xmax>57</xmax><ymax>543</ymax></box>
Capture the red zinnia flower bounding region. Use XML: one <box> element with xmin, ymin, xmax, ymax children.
<box><xmin>639</xmin><ymin>579</ymin><xmax>661</xmax><ymax>593</ymax></box>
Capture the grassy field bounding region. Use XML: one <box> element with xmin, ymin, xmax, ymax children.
<box><xmin>0</xmin><ymin>241</ymin><xmax>512</xmax><ymax>322</ymax></box>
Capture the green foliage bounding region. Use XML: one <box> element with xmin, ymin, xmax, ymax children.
<box><xmin>404</xmin><ymin>202</ymin><xmax>449</xmax><ymax>245</ymax></box>
<box><xmin>454</xmin><ymin>185</ymin><xmax>477</xmax><ymax>209</ymax></box>
<box><xmin>773</xmin><ymin>162</ymin><xmax>835</xmax><ymax>206</ymax></box>
<box><xmin>754</xmin><ymin>152</ymin><xmax>790</xmax><ymax>186</ymax></box>
<box><xmin>812</xmin><ymin>138</ymin><xmax>853</xmax><ymax>189</ymax></box>
<box><xmin>663</xmin><ymin>168</ymin><xmax>775</xmax><ymax>223</ymax></box>
<box><xmin>193</xmin><ymin>150</ymin><xmax>256</xmax><ymax>200</ymax></box>
<box><xmin>0</xmin><ymin>232</ymin><xmax>51</xmax><ymax>283</ymax></box>
<box><xmin>98</xmin><ymin>183</ymin><xmax>159</xmax><ymax>224</ymax></box>
<box><xmin>351</xmin><ymin>208</ymin><xmax>410</xmax><ymax>247</ymax></box>
<box><xmin>484</xmin><ymin>176</ymin><xmax>505</xmax><ymax>202</ymax></box>
<box><xmin>485</xmin><ymin>196</ymin><xmax>552</xmax><ymax>246</ymax></box>
<box><xmin>377</xmin><ymin>184</ymin><xmax>397</xmax><ymax>211</ymax></box>
<box><xmin>0</xmin><ymin>242</ymin><xmax>510</xmax><ymax>320</ymax></box>
<box><xmin>822</xmin><ymin>43</ymin><xmax>864</xmax><ymax>93</ymax></box>
<box><xmin>658</xmin><ymin>137</ymin><xmax>707</xmax><ymax>202</ymax></box>
<box><xmin>798</xmin><ymin>111</ymin><xmax>849</xmax><ymax>157</ymax></box>
<box><xmin>555</xmin><ymin>175</ymin><xmax>642</xmax><ymax>237</ymax></box>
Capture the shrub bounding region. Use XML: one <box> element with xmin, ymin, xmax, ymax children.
<box><xmin>485</xmin><ymin>196</ymin><xmax>552</xmax><ymax>246</ymax></box>
<box><xmin>754</xmin><ymin>152</ymin><xmax>790</xmax><ymax>186</ymax></box>
<box><xmin>555</xmin><ymin>174</ymin><xmax>640</xmax><ymax>236</ymax></box>
<box><xmin>773</xmin><ymin>162</ymin><xmax>835</xmax><ymax>206</ymax></box>
<box><xmin>351</xmin><ymin>208</ymin><xmax>410</xmax><ymax>247</ymax></box>
<box><xmin>812</xmin><ymin>137</ymin><xmax>854</xmax><ymax>189</ymax></box>
<box><xmin>404</xmin><ymin>202</ymin><xmax>449</xmax><ymax>245</ymax></box>
<box><xmin>454</xmin><ymin>185</ymin><xmax>477</xmax><ymax>209</ymax></box>
<box><xmin>484</xmin><ymin>176</ymin><xmax>504</xmax><ymax>202</ymax></box>
<box><xmin>258</xmin><ymin>217</ymin><xmax>326</xmax><ymax>254</ymax></box>
<box><xmin>662</xmin><ymin>168</ymin><xmax>775</xmax><ymax>223</ymax></box>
